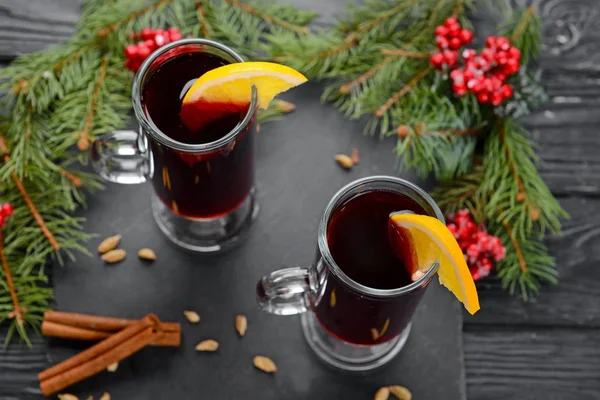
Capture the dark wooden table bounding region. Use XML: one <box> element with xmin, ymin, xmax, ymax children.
<box><xmin>1</xmin><ymin>1</ymin><xmax>600</xmax><ymax>399</ymax></box>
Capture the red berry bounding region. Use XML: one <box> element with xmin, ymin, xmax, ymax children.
<box><xmin>1</xmin><ymin>203</ymin><xmax>14</xmax><ymax>217</ymax></box>
<box><xmin>492</xmin><ymin>71</ymin><xmax>506</xmax><ymax>82</ymax></box>
<box><xmin>430</xmin><ymin>52</ymin><xmax>444</xmax><ymax>69</ymax></box>
<box><xmin>501</xmin><ymin>84</ymin><xmax>513</xmax><ymax>98</ymax></box>
<box><xmin>450</xmin><ymin>68</ymin><xmax>464</xmax><ymax>81</ymax></box>
<box><xmin>471</xmin><ymin>268</ymin><xmax>481</xmax><ymax>281</ymax></box>
<box><xmin>124</xmin><ymin>44</ymin><xmax>138</xmax><ymax>59</ymax></box>
<box><xmin>144</xmin><ymin>39</ymin><xmax>156</xmax><ymax>52</ymax></box>
<box><xmin>436</xmin><ymin>36</ymin><xmax>449</xmax><ymax>49</ymax></box>
<box><xmin>462</xmin><ymin>48</ymin><xmax>476</xmax><ymax>61</ymax></box>
<box><xmin>448</xmin><ymin>24</ymin><xmax>461</xmax><ymax>38</ymax></box>
<box><xmin>444</xmin><ymin>17</ymin><xmax>459</xmax><ymax>28</ymax></box>
<box><xmin>475</xmin><ymin>57</ymin><xmax>490</xmax><ymax>71</ymax></box>
<box><xmin>137</xmin><ymin>43</ymin><xmax>151</xmax><ymax>59</ymax></box>
<box><xmin>460</xmin><ymin>29</ymin><xmax>474</xmax><ymax>44</ymax></box>
<box><xmin>491</xmin><ymin>91</ymin><xmax>504</xmax><ymax>106</ymax></box>
<box><xmin>477</xmin><ymin>92</ymin><xmax>489</xmax><ymax>103</ymax></box>
<box><xmin>154</xmin><ymin>33</ymin><xmax>166</xmax><ymax>47</ymax></box>
<box><xmin>485</xmin><ymin>36</ymin><xmax>497</xmax><ymax>48</ymax></box>
<box><xmin>169</xmin><ymin>30</ymin><xmax>182</xmax><ymax>42</ymax></box>
<box><xmin>167</xmin><ymin>27</ymin><xmax>180</xmax><ymax>36</ymax></box>
<box><xmin>447</xmin><ymin>223</ymin><xmax>459</xmax><ymax>238</ymax></box>
<box><xmin>491</xmin><ymin>76</ymin><xmax>502</xmax><ymax>90</ymax></box>
<box><xmin>481</xmin><ymin>48</ymin><xmax>495</xmax><ymax>62</ymax></box>
<box><xmin>435</xmin><ymin>25</ymin><xmax>449</xmax><ymax>37</ymax></box>
<box><xmin>505</xmin><ymin>58</ymin><xmax>520</xmax><ymax>74</ymax></box>
<box><xmin>463</xmin><ymin>69</ymin><xmax>474</xmax><ymax>81</ymax></box>
<box><xmin>491</xmin><ymin>246</ymin><xmax>506</xmax><ymax>262</ymax></box>
<box><xmin>457</xmin><ymin>209</ymin><xmax>471</xmax><ymax>219</ymax></box>
<box><xmin>496</xmin><ymin>36</ymin><xmax>510</xmax><ymax>51</ymax></box>
<box><xmin>443</xmin><ymin>50</ymin><xmax>458</xmax><ymax>66</ymax></box>
<box><xmin>476</xmin><ymin>257</ymin><xmax>493</xmax><ymax>277</ymax></box>
<box><xmin>449</xmin><ymin>37</ymin><xmax>462</xmax><ymax>50</ymax></box>
<box><xmin>466</xmin><ymin>243</ymin><xmax>480</xmax><ymax>262</ymax></box>
<box><xmin>508</xmin><ymin>47</ymin><xmax>521</xmax><ymax>60</ymax></box>
<box><xmin>141</xmin><ymin>28</ymin><xmax>154</xmax><ymax>41</ymax></box>
<box><xmin>453</xmin><ymin>83</ymin><xmax>467</xmax><ymax>96</ymax></box>
<box><xmin>154</xmin><ymin>29</ymin><xmax>166</xmax><ymax>37</ymax></box>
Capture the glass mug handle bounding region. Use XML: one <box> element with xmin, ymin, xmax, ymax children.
<box><xmin>256</xmin><ymin>266</ymin><xmax>314</xmax><ymax>316</ymax></box>
<box><xmin>90</xmin><ymin>129</ymin><xmax>150</xmax><ymax>184</ymax></box>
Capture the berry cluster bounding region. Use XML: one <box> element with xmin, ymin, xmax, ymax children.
<box><xmin>430</xmin><ymin>17</ymin><xmax>521</xmax><ymax>105</ymax></box>
<box><xmin>124</xmin><ymin>27</ymin><xmax>182</xmax><ymax>72</ymax></box>
<box><xmin>0</xmin><ymin>202</ymin><xmax>14</xmax><ymax>228</ymax></box>
<box><xmin>430</xmin><ymin>17</ymin><xmax>473</xmax><ymax>69</ymax></box>
<box><xmin>446</xmin><ymin>209</ymin><xmax>506</xmax><ymax>281</ymax></box>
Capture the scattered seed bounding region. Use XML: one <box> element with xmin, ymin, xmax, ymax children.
<box><xmin>272</xmin><ymin>99</ymin><xmax>296</xmax><ymax>113</ymax></box>
<box><xmin>388</xmin><ymin>385</ymin><xmax>412</xmax><ymax>400</ymax></box>
<box><xmin>99</xmin><ymin>393</ymin><xmax>111</xmax><ymax>400</ymax></box>
<box><xmin>335</xmin><ymin>154</ymin><xmax>353</xmax><ymax>169</ymax></box>
<box><xmin>183</xmin><ymin>310</ymin><xmax>200</xmax><ymax>323</ymax></box>
<box><xmin>371</xmin><ymin>328</ymin><xmax>380</xmax><ymax>341</ymax></box>
<box><xmin>379</xmin><ymin>318</ymin><xmax>390</xmax><ymax>337</ymax></box>
<box><xmin>86</xmin><ymin>396</ymin><xmax>93</xmax><ymax>400</ymax></box>
<box><xmin>138</xmin><ymin>248</ymin><xmax>156</xmax><ymax>261</ymax></box>
<box><xmin>106</xmin><ymin>361</ymin><xmax>118</xmax><ymax>372</ymax></box>
<box><xmin>235</xmin><ymin>315</ymin><xmax>247</xmax><ymax>337</ymax></box>
<box><xmin>97</xmin><ymin>235</ymin><xmax>121</xmax><ymax>254</ymax></box>
<box><xmin>253</xmin><ymin>355</ymin><xmax>277</xmax><ymax>373</ymax></box>
<box><xmin>256</xmin><ymin>123</ymin><xmax>261</xmax><ymax>134</ymax></box>
<box><xmin>195</xmin><ymin>339</ymin><xmax>219</xmax><ymax>352</ymax></box>
<box><xmin>351</xmin><ymin>147</ymin><xmax>360</xmax><ymax>164</ymax></box>
<box><xmin>374</xmin><ymin>387</ymin><xmax>390</xmax><ymax>400</ymax></box>
<box><xmin>101</xmin><ymin>249</ymin><xmax>126</xmax><ymax>264</ymax></box>
<box><xmin>58</xmin><ymin>395</ymin><xmax>79</xmax><ymax>400</ymax></box>
<box><xmin>411</xmin><ymin>270</ymin><xmax>425</xmax><ymax>282</ymax></box>
<box><xmin>330</xmin><ymin>289</ymin><xmax>336</xmax><ymax>308</ymax></box>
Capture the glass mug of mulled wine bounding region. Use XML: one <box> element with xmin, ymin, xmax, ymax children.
<box><xmin>257</xmin><ymin>176</ymin><xmax>444</xmax><ymax>371</ymax></box>
<box><xmin>91</xmin><ymin>39</ymin><xmax>259</xmax><ymax>252</ymax></box>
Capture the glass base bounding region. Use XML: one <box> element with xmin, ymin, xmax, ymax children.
<box><xmin>151</xmin><ymin>189</ymin><xmax>259</xmax><ymax>252</ymax></box>
<box><xmin>300</xmin><ymin>311</ymin><xmax>410</xmax><ymax>372</ymax></box>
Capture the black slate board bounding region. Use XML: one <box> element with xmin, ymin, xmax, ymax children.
<box><xmin>46</xmin><ymin>81</ymin><xmax>466</xmax><ymax>400</ymax></box>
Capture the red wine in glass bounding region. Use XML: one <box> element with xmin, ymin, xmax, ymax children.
<box><xmin>141</xmin><ymin>50</ymin><xmax>255</xmax><ymax>219</ymax></box>
<box><xmin>314</xmin><ymin>190</ymin><xmax>430</xmax><ymax>346</ymax></box>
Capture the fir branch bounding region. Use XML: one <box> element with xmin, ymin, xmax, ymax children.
<box><xmin>0</xmin><ymin>231</ymin><xmax>24</xmax><ymax>327</ymax></box>
<box><xmin>96</xmin><ymin>0</ymin><xmax>177</xmax><ymax>37</ymax></box>
<box><xmin>196</xmin><ymin>1</ymin><xmax>212</xmax><ymax>38</ymax></box>
<box><xmin>511</xmin><ymin>6</ymin><xmax>536</xmax><ymax>43</ymax></box>
<box><xmin>58</xmin><ymin>169</ymin><xmax>83</xmax><ymax>188</ymax></box>
<box><xmin>375</xmin><ymin>67</ymin><xmax>431</xmax><ymax>117</ymax></box>
<box><xmin>77</xmin><ymin>55</ymin><xmax>109</xmax><ymax>152</ymax></box>
<box><xmin>0</xmin><ymin>137</ymin><xmax>60</xmax><ymax>251</ymax></box>
<box><xmin>339</xmin><ymin>57</ymin><xmax>393</xmax><ymax>94</ymax></box>
<box><xmin>498</xmin><ymin>5</ymin><xmax>541</xmax><ymax>65</ymax></box>
<box><xmin>380</xmin><ymin>49</ymin><xmax>431</xmax><ymax>58</ymax></box>
<box><xmin>224</xmin><ymin>0</ymin><xmax>308</xmax><ymax>34</ymax></box>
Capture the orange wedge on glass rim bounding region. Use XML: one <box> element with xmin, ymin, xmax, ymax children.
<box><xmin>389</xmin><ymin>213</ymin><xmax>480</xmax><ymax>315</ymax></box>
<box><xmin>180</xmin><ymin>62</ymin><xmax>307</xmax><ymax>131</ymax></box>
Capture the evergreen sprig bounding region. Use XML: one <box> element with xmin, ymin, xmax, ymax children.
<box><xmin>266</xmin><ymin>1</ymin><xmax>567</xmax><ymax>300</ymax></box>
<box><xmin>0</xmin><ymin>0</ymin><xmax>309</xmax><ymax>345</ymax></box>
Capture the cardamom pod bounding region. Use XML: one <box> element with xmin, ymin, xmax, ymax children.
<box><xmin>374</xmin><ymin>387</ymin><xmax>390</xmax><ymax>400</ymax></box>
<box><xmin>388</xmin><ymin>385</ymin><xmax>412</xmax><ymax>400</ymax></box>
<box><xmin>138</xmin><ymin>248</ymin><xmax>157</xmax><ymax>261</ymax></box>
<box><xmin>99</xmin><ymin>393</ymin><xmax>111</xmax><ymax>400</ymax></box>
<box><xmin>335</xmin><ymin>154</ymin><xmax>354</xmax><ymax>169</ymax></box>
<box><xmin>195</xmin><ymin>339</ymin><xmax>219</xmax><ymax>352</ymax></box>
<box><xmin>183</xmin><ymin>310</ymin><xmax>200</xmax><ymax>323</ymax></box>
<box><xmin>101</xmin><ymin>249</ymin><xmax>126</xmax><ymax>264</ymax></box>
<box><xmin>235</xmin><ymin>314</ymin><xmax>247</xmax><ymax>337</ymax></box>
<box><xmin>107</xmin><ymin>361</ymin><xmax>118</xmax><ymax>372</ymax></box>
<box><xmin>97</xmin><ymin>234</ymin><xmax>121</xmax><ymax>254</ymax></box>
<box><xmin>58</xmin><ymin>395</ymin><xmax>79</xmax><ymax>400</ymax></box>
<box><xmin>253</xmin><ymin>356</ymin><xmax>277</xmax><ymax>373</ymax></box>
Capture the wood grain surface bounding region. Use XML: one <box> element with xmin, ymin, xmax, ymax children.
<box><xmin>1</xmin><ymin>0</ymin><xmax>600</xmax><ymax>399</ymax></box>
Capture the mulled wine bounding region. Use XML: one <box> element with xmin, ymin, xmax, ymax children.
<box><xmin>141</xmin><ymin>50</ymin><xmax>255</xmax><ymax>219</ymax></box>
<box><xmin>314</xmin><ymin>190</ymin><xmax>431</xmax><ymax>346</ymax></box>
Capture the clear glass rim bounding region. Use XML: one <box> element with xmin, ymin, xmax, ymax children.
<box><xmin>131</xmin><ymin>38</ymin><xmax>258</xmax><ymax>153</ymax></box>
<box><xmin>317</xmin><ymin>176</ymin><xmax>445</xmax><ymax>298</ymax></box>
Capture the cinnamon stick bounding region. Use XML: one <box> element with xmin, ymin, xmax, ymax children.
<box><xmin>40</xmin><ymin>324</ymin><xmax>159</xmax><ymax>396</ymax></box>
<box><xmin>42</xmin><ymin>320</ymin><xmax>181</xmax><ymax>347</ymax></box>
<box><xmin>39</xmin><ymin>314</ymin><xmax>157</xmax><ymax>382</ymax></box>
<box><xmin>44</xmin><ymin>310</ymin><xmax>180</xmax><ymax>333</ymax></box>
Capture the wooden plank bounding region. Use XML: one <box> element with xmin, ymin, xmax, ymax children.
<box><xmin>0</xmin><ymin>333</ymin><xmax>46</xmax><ymax>399</ymax></box>
<box><xmin>467</xmin><ymin>196</ymin><xmax>600</xmax><ymax>327</ymax></box>
<box><xmin>0</xmin><ymin>0</ymin><xmax>78</xmax><ymax>60</ymax></box>
<box><xmin>465</xmin><ymin>328</ymin><xmax>600</xmax><ymax>400</ymax></box>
